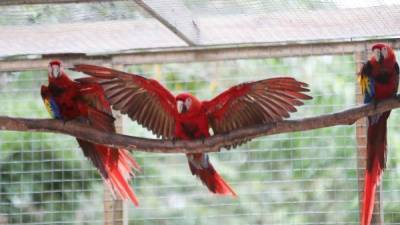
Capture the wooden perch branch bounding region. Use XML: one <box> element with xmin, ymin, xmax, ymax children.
<box><xmin>1</xmin><ymin>95</ymin><xmax>400</xmax><ymax>153</ymax></box>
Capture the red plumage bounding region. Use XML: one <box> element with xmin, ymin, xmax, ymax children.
<box><xmin>41</xmin><ymin>60</ymin><xmax>141</xmax><ymax>205</ymax></box>
<box><xmin>175</xmin><ymin>93</ymin><xmax>237</xmax><ymax>195</ymax></box>
<box><xmin>359</xmin><ymin>43</ymin><xmax>399</xmax><ymax>225</ymax></box>
<box><xmin>188</xmin><ymin>153</ymin><xmax>237</xmax><ymax>196</ymax></box>
<box><xmin>72</xmin><ymin>64</ymin><xmax>312</xmax><ymax>197</ymax></box>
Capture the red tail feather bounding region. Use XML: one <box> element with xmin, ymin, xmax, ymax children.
<box><xmin>188</xmin><ymin>156</ymin><xmax>237</xmax><ymax>197</ymax></box>
<box><xmin>361</xmin><ymin>114</ymin><xmax>387</xmax><ymax>225</ymax></box>
<box><xmin>80</xmin><ymin>141</ymin><xmax>141</xmax><ymax>206</ymax></box>
<box><xmin>104</xmin><ymin>149</ymin><xmax>141</xmax><ymax>206</ymax></box>
<box><xmin>361</xmin><ymin>161</ymin><xmax>382</xmax><ymax>225</ymax></box>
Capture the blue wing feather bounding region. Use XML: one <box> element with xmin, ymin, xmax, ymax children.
<box><xmin>364</xmin><ymin>78</ymin><xmax>375</xmax><ymax>104</ymax></box>
<box><xmin>359</xmin><ymin>62</ymin><xmax>375</xmax><ymax>104</ymax></box>
<box><xmin>44</xmin><ymin>96</ymin><xmax>62</xmax><ymax>119</ymax></box>
<box><xmin>50</xmin><ymin>97</ymin><xmax>62</xmax><ymax>119</ymax></box>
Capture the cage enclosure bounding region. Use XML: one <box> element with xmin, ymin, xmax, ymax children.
<box><xmin>0</xmin><ymin>1</ymin><xmax>400</xmax><ymax>225</ymax></box>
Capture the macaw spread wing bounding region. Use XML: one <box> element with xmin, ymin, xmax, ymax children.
<box><xmin>73</xmin><ymin>64</ymin><xmax>177</xmax><ymax>139</ymax></box>
<box><xmin>204</xmin><ymin>77</ymin><xmax>312</xmax><ymax>135</ymax></box>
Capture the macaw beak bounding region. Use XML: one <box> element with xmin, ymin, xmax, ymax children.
<box><xmin>177</xmin><ymin>100</ymin><xmax>184</xmax><ymax>114</ymax></box>
<box><xmin>378</xmin><ymin>52</ymin><xmax>384</xmax><ymax>64</ymax></box>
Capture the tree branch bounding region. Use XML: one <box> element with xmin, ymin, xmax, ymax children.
<box><xmin>1</xmin><ymin>95</ymin><xmax>400</xmax><ymax>153</ymax></box>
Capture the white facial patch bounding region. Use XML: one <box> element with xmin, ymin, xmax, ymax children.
<box><xmin>373</xmin><ymin>48</ymin><xmax>381</xmax><ymax>61</ymax></box>
<box><xmin>177</xmin><ymin>100</ymin><xmax>183</xmax><ymax>114</ymax></box>
<box><xmin>185</xmin><ymin>98</ymin><xmax>192</xmax><ymax>110</ymax></box>
<box><xmin>51</xmin><ymin>65</ymin><xmax>60</xmax><ymax>77</ymax></box>
<box><xmin>382</xmin><ymin>47</ymin><xmax>388</xmax><ymax>59</ymax></box>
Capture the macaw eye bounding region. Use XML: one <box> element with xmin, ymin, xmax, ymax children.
<box><xmin>185</xmin><ymin>98</ymin><xmax>192</xmax><ymax>109</ymax></box>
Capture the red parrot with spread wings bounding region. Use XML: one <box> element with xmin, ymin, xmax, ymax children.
<box><xmin>358</xmin><ymin>43</ymin><xmax>399</xmax><ymax>225</ymax></box>
<box><xmin>41</xmin><ymin>60</ymin><xmax>141</xmax><ymax>205</ymax></box>
<box><xmin>73</xmin><ymin>64</ymin><xmax>312</xmax><ymax>196</ymax></box>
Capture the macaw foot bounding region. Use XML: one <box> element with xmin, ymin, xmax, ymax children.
<box><xmin>171</xmin><ymin>137</ymin><xmax>178</xmax><ymax>145</ymax></box>
<box><xmin>373</xmin><ymin>100</ymin><xmax>379</xmax><ymax>110</ymax></box>
<box><xmin>368</xmin><ymin>99</ymin><xmax>379</xmax><ymax>110</ymax></box>
<box><xmin>198</xmin><ymin>135</ymin><xmax>207</xmax><ymax>144</ymax></box>
<box><xmin>373</xmin><ymin>98</ymin><xmax>385</xmax><ymax>110</ymax></box>
<box><xmin>62</xmin><ymin>119</ymin><xmax>70</xmax><ymax>125</ymax></box>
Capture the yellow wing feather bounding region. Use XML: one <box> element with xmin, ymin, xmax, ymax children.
<box><xmin>44</xmin><ymin>98</ymin><xmax>55</xmax><ymax>118</ymax></box>
<box><xmin>358</xmin><ymin>74</ymin><xmax>370</xmax><ymax>96</ymax></box>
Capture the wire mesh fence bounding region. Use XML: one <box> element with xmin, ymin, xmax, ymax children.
<box><xmin>0</xmin><ymin>0</ymin><xmax>400</xmax><ymax>224</ymax></box>
<box><xmin>122</xmin><ymin>54</ymin><xmax>360</xmax><ymax>225</ymax></box>
<box><xmin>0</xmin><ymin>70</ymin><xmax>104</xmax><ymax>224</ymax></box>
<box><xmin>1</xmin><ymin>48</ymin><xmax>399</xmax><ymax>224</ymax></box>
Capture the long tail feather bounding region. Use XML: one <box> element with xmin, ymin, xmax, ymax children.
<box><xmin>361</xmin><ymin>113</ymin><xmax>388</xmax><ymax>225</ymax></box>
<box><xmin>78</xmin><ymin>140</ymin><xmax>141</xmax><ymax>206</ymax></box>
<box><xmin>188</xmin><ymin>153</ymin><xmax>237</xmax><ymax>197</ymax></box>
<box><xmin>106</xmin><ymin>148</ymin><xmax>141</xmax><ymax>206</ymax></box>
<box><xmin>361</xmin><ymin>160</ymin><xmax>382</xmax><ymax>225</ymax></box>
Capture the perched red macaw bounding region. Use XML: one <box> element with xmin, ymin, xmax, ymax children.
<box><xmin>41</xmin><ymin>60</ymin><xmax>141</xmax><ymax>206</ymax></box>
<box><xmin>358</xmin><ymin>43</ymin><xmax>399</xmax><ymax>225</ymax></box>
<box><xmin>73</xmin><ymin>64</ymin><xmax>312</xmax><ymax>196</ymax></box>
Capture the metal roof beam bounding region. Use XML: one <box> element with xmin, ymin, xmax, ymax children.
<box><xmin>133</xmin><ymin>0</ymin><xmax>199</xmax><ymax>46</ymax></box>
<box><xmin>1</xmin><ymin>39</ymin><xmax>400</xmax><ymax>72</ymax></box>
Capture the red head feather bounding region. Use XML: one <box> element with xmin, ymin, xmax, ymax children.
<box><xmin>371</xmin><ymin>43</ymin><xmax>396</xmax><ymax>64</ymax></box>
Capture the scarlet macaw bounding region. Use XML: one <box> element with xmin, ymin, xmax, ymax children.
<box><xmin>41</xmin><ymin>60</ymin><xmax>141</xmax><ymax>205</ymax></box>
<box><xmin>358</xmin><ymin>43</ymin><xmax>399</xmax><ymax>225</ymax></box>
<box><xmin>73</xmin><ymin>64</ymin><xmax>312</xmax><ymax>196</ymax></box>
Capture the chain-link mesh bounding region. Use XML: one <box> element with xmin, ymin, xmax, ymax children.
<box><xmin>120</xmin><ymin>54</ymin><xmax>362</xmax><ymax>225</ymax></box>
<box><xmin>0</xmin><ymin>0</ymin><xmax>400</xmax><ymax>224</ymax></box>
<box><xmin>0</xmin><ymin>70</ymin><xmax>104</xmax><ymax>224</ymax></box>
